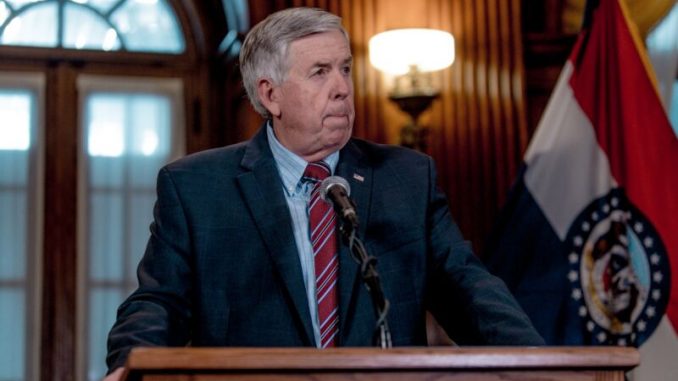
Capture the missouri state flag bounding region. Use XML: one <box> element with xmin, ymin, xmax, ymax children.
<box><xmin>484</xmin><ymin>0</ymin><xmax>677</xmax><ymax>378</ymax></box>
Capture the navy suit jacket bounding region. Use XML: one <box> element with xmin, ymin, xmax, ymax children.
<box><xmin>107</xmin><ymin>125</ymin><xmax>543</xmax><ymax>371</ymax></box>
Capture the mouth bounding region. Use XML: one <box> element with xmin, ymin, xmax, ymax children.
<box><xmin>323</xmin><ymin>114</ymin><xmax>349</xmax><ymax>123</ymax></box>
<box><xmin>325</xmin><ymin>112</ymin><xmax>348</xmax><ymax>118</ymax></box>
<box><xmin>323</xmin><ymin>114</ymin><xmax>351</xmax><ymax>126</ymax></box>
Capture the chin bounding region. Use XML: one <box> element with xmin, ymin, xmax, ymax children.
<box><xmin>322</xmin><ymin>132</ymin><xmax>350</xmax><ymax>151</ymax></box>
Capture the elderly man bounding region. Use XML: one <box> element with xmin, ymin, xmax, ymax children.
<box><xmin>104</xmin><ymin>7</ymin><xmax>543</xmax><ymax>380</ymax></box>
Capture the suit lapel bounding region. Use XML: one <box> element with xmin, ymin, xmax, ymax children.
<box><xmin>335</xmin><ymin>140</ymin><xmax>373</xmax><ymax>341</ymax></box>
<box><xmin>236</xmin><ymin>125</ymin><xmax>315</xmax><ymax>346</ymax></box>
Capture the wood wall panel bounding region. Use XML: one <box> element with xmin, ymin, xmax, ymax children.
<box><xmin>326</xmin><ymin>0</ymin><xmax>530</xmax><ymax>254</ymax></box>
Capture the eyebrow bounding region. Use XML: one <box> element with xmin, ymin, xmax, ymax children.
<box><xmin>311</xmin><ymin>56</ymin><xmax>353</xmax><ymax>69</ymax></box>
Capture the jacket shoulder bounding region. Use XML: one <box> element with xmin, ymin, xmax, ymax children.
<box><xmin>349</xmin><ymin>138</ymin><xmax>433</xmax><ymax>173</ymax></box>
<box><xmin>164</xmin><ymin>141</ymin><xmax>248</xmax><ymax>173</ymax></box>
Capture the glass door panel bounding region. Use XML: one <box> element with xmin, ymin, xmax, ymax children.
<box><xmin>77</xmin><ymin>76</ymin><xmax>183</xmax><ymax>380</ymax></box>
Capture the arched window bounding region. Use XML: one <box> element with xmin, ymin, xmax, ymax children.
<box><xmin>0</xmin><ymin>0</ymin><xmax>184</xmax><ymax>52</ymax></box>
<box><xmin>0</xmin><ymin>1</ymin><xmax>236</xmax><ymax>380</ymax></box>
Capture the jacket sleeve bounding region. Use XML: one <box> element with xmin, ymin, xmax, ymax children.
<box><xmin>423</xmin><ymin>157</ymin><xmax>545</xmax><ymax>346</ymax></box>
<box><xmin>106</xmin><ymin>167</ymin><xmax>194</xmax><ymax>372</ymax></box>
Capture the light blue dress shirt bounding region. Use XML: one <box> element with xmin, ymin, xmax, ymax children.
<box><xmin>266</xmin><ymin>123</ymin><xmax>339</xmax><ymax>347</ymax></box>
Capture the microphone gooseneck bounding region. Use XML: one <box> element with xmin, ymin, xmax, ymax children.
<box><xmin>318</xmin><ymin>175</ymin><xmax>392</xmax><ymax>349</ymax></box>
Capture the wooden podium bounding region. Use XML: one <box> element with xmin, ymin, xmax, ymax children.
<box><xmin>122</xmin><ymin>346</ymin><xmax>639</xmax><ymax>381</ymax></box>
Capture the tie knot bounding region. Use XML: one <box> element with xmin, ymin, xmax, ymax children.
<box><xmin>303</xmin><ymin>161</ymin><xmax>331</xmax><ymax>182</ymax></box>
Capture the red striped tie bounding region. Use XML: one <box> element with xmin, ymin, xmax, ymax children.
<box><xmin>304</xmin><ymin>162</ymin><xmax>339</xmax><ymax>348</ymax></box>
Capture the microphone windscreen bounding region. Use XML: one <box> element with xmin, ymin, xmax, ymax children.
<box><xmin>319</xmin><ymin>176</ymin><xmax>351</xmax><ymax>201</ymax></box>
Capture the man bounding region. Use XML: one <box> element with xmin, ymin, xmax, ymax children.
<box><xmin>104</xmin><ymin>7</ymin><xmax>543</xmax><ymax>380</ymax></box>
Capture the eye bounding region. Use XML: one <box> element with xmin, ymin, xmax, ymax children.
<box><xmin>341</xmin><ymin>65</ymin><xmax>352</xmax><ymax>75</ymax></box>
<box><xmin>313</xmin><ymin>67</ymin><xmax>329</xmax><ymax>77</ymax></box>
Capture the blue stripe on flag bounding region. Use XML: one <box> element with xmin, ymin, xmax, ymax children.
<box><xmin>485</xmin><ymin>166</ymin><xmax>586</xmax><ymax>345</ymax></box>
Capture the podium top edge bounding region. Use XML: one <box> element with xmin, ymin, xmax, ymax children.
<box><xmin>125</xmin><ymin>346</ymin><xmax>640</xmax><ymax>372</ymax></box>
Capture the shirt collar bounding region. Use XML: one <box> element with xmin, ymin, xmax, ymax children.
<box><xmin>266</xmin><ymin>121</ymin><xmax>339</xmax><ymax>195</ymax></box>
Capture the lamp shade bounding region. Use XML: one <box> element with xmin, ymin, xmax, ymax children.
<box><xmin>369</xmin><ymin>28</ymin><xmax>455</xmax><ymax>75</ymax></box>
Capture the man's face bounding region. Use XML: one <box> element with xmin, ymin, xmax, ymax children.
<box><xmin>268</xmin><ymin>30</ymin><xmax>354</xmax><ymax>162</ymax></box>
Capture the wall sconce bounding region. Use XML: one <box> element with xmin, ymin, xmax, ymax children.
<box><xmin>369</xmin><ymin>28</ymin><xmax>455</xmax><ymax>151</ymax></box>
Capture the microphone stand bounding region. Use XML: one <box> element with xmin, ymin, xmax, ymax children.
<box><xmin>339</xmin><ymin>221</ymin><xmax>393</xmax><ymax>349</ymax></box>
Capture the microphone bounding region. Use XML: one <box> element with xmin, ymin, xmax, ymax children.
<box><xmin>321</xmin><ymin>176</ymin><xmax>391</xmax><ymax>348</ymax></box>
<box><xmin>319</xmin><ymin>176</ymin><xmax>359</xmax><ymax>228</ymax></box>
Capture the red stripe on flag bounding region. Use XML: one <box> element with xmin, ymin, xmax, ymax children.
<box><xmin>567</xmin><ymin>0</ymin><xmax>678</xmax><ymax>331</ymax></box>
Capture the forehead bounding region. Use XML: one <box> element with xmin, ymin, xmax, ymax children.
<box><xmin>287</xmin><ymin>30</ymin><xmax>351</xmax><ymax>65</ymax></box>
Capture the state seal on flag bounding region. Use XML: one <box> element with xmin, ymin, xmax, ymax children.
<box><xmin>565</xmin><ymin>189</ymin><xmax>670</xmax><ymax>346</ymax></box>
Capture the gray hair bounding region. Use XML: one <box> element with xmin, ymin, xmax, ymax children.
<box><xmin>239</xmin><ymin>7</ymin><xmax>349</xmax><ymax>118</ymax></box>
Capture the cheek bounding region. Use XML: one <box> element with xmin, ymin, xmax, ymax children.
<box><xmin>285</xmin><ymin>94</ymin><xmax>316</xmax><ymax>124</ymax></box>
<box><xmin>301</xmin><ymin>90</ymin><xmax>326</xmax><ymax>116</ymax></box>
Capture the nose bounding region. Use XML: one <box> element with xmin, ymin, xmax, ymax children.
<box><xmin>330</xmin><ymin>70</ymin><xmax>351</xmax><ymax>100</ymax></box>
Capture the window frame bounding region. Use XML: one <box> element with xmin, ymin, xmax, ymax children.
<box><xmin>0</xmin><ymin>2</ymin><xmax>210</xmax><ymax>381</ymax></box>
<box><xmin>0</xmin><ymin>0</ymin><xmax>237</xmax><ymax>379</ymax></box>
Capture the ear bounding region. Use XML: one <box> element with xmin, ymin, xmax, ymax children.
<box><xmin>257</xmin><ymin>78</ymin><xmax>281</xmax><ymax>117</ymax></box>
